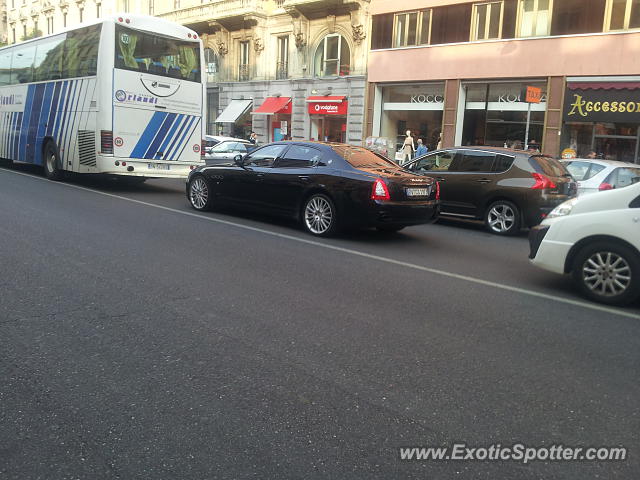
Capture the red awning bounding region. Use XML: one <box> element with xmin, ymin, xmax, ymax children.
<box><xmin>568</xmin><ymin>82</ymin><xmax>640</xmax><ymax>91</ymax></box>
<box><xmin>306</xmin><ymin>95</ymin><xmax>346</xmax><ymax>103</ymax></box>
<box><xmin>252</xmin><ymin>97</ymin><xmax>292</xmax><ymax>115</ymax></box>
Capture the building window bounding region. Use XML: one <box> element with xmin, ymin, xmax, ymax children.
<box><xmin>149</xmin><ymin>0</ymin><xmax>154</xmax><ymax>15</ymax></box>
<box><xmin>63</xmin><ymin>12</ymin><xmax>67</xmax><ymax>27</ymax></box>
<box><xmin>605</xmin><ymin>0</ymin><xmax>640</xmax><ymax>30</ymax></box>
<box><xmin>12</xmin><ymin>27</ymin><xmax>16</xmax><ymax>43</ymax></box>
<box><xmin>97</xmin><ymin>3</ymin><xmax>101</xmax><ymax>17</ymax></box>
<box><xmin>393</xmin><ymin>9</ymin><xmax>431</xmax><ymax>47</ymax></box>
<box><xmin>551</xmin><ymin>0</ymin><xmax>606</xmax><ymax>35</ymax></box>
<box><xmin>34</xmin><ymin>19</ymin><xmax>39</xmax><ymax>35</ymax></box>
<box><xmin>238</xmin><ymin>40</ymin><xmax>249</xmax><ymax>81</ymax></box>
<box><xmin>174</xmin><ymin>0</ymin><xmax>180</xmax><ymax>9</ymax></box>
<box><xmin>22</xmin><ymin>23</ymin><xmax>27</xmax><ymax>39</ymax></box>
<box><xmin>472</xmin><ymin>1</ymin><xmax>504</xmax><ymax>40</ymax></box>
<box><xmin>122</xmin><ymin>0</ymin><xmax>129</xmax><ymax>12</ymax></box>
<box><xmin>47</xmin><ymin>16</ymin><xmax>53</xmax><ymax>34</ymax></box>
<box><xmin>276</xmin><ymin>35</ymin><xmax>288</xmax><ymax>79</ymax></box>
<box><xmin>79</xmin><ymin>8</ymin><xmax>83</xmax><ymax>22</ymax></box>
<box><xmin>518</xmin><ymin>0</ymin><xmax>553</xmax><ymax>37</ymax></box>
<box><xmin>314</xmin><ymin>34</ymin><xmax>350</xmax><ymax>77</ymax></box>
<box><xmin>204</xmin><ymin>47</ymin><xmax>218</xmax><ymax>81</ymax></box>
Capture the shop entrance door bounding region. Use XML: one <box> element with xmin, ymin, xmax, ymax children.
<box><xmin>311</xmin><ymin>116</ymin><xmax>346</xmax><ymax>143</ymax></box>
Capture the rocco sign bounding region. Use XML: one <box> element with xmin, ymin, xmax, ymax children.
<box><xmin>307</xmin><ymin>97</ymin><xmax>348</xmax><ymax>115</ymax></box>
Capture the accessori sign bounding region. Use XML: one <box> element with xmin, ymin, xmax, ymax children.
<box><xmin>563</xmin><ymin>88</ymin><xmax>640</xmax><ymax>123</ymax></box>
<box><xmin>307</xmin><ymin>97</ymin><xmax>348</xmax><ymax>115</ymax></box>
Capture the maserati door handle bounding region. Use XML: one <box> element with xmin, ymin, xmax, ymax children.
<box><xmin>298</xmin><ymin>175</ymin><xmax>310</xmax><ymax>181</ymax></box>
<box><xmin>476</xmin><ymin>178</ymin><xmax>492</xmax><ymax>184</ymax></box>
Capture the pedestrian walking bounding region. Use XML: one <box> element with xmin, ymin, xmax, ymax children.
<box><xmin>415</xmin><ymin>138</ymin><xmax>428</xmax><ymax>158</ymax></box>
<box><xmin>248</xmin><ymin>132</ymin><xmax>259</xmax><ymax>146</ymax></box>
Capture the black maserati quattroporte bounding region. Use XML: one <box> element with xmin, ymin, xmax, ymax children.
<box><xmin>186</xmin><ymin>142</ymin><xmax>440</xmax><ymax>236</ymax></box>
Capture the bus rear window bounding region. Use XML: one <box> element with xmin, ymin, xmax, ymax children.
<box><xmin>115</xmin><ymin>25</ymin><xmax>200</xmax><ymax>82</ymax></box>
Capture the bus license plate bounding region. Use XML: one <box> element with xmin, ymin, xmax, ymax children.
<box><xmin>148</xmin><ymin>163</ymin><xmax>170</xmax><ymax>170</ymax></box>
<box><xmin>406</xmin><ymin>187</ymin><xmax>429</xmax><ymax>197</ymax></box>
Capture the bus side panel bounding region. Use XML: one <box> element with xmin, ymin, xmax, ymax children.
<box><xmin>0</xmin><ymin>85</ymin><xmax>27</xmax><ymax>162</ymax></box>
<box><xmin>0</xmin><ymin>78</ymin><xmax>97</xmax><ymax>169</ymax></box>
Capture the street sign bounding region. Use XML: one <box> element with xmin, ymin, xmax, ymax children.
<box><xmin>525</xmin><ymin>86</ymin><xmax>542</xmax><ymax>104</ymax></box>
<box><xmin>523</xmin><ymin>86</ymin><xmax>542</xmax><ymax>150</ymax></box>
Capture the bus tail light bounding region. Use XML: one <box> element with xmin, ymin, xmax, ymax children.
<box><xmin>201</xmin><ymin>140</ymin><xmax>206</xmax><ymax>158</ymax></box>
<box><xmin>101</xmin><ymin>130</ymin><xmax>113</xmax><ymax>154</ymax></box>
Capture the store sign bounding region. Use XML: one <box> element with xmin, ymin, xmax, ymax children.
<box><xmin>496</xmin><ymin>92</ymin><xmax>547</xmax><ymax>103</ymax></box>
<box><xmin>308</xmin><ymin>101</ymin><xmax>348</xmax><ymax>115</ymax></box>
<box><xmin>410</xmin><ymin>94</ymin><xmax>444</xmax><ymax>104</ymax></box>
<box><xmin>564</xmin><ymin>89</ymin><xmax>640</xmax><ymax>122</ymax></box>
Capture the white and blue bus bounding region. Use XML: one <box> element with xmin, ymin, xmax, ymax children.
<box><xmin>0</xmin><ymin>14</ymin><xmax>205</xmax><ymax>180</ymax></box>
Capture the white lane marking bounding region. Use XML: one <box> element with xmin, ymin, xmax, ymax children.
<box><xmin>3</xmin><ymin>166</ymin><xmax>640</xmax><ymax>321</ymax></box>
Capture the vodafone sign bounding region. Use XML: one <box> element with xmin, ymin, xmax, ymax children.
<box><xmin>307</xmin><ymin>96</ymin><xmax>348</xmax><ymax>115</ymax></box>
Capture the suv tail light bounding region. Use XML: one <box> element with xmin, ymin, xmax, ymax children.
<box><xmin>599</xmin><ymin>182</ymin><xmax>614</xmax><ymax>191</ymax></box>
<box><xmin>531</xmin><ymin>172</ymin><xmax>556</xmax><ymax>190</ymax></box>
<box><xmin>435</xmin><ymin>181</ymin><xmax>440</xmax><ymax>200</ymax></box>
<box><xmin>101</xmin><ymin>130</ymin><xmax>113</xmax><ymax>154</ymax></box>
<box><xmin>201</xmin><ymin>139</ymin><xmax>206</xmax><ymax>158</ymax></box>
<box><xmin>371</xmin><ymin>178</ymin><xmax>390</xmax><ymax>201</ymax></box>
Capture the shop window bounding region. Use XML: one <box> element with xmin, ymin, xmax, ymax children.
<box><xmin>371</xmin><ymin>14</ymin><xmax>393</xmax><ymax>49</ymax></box>
<box><xmin>551</xmin><ymin>0</ymin><xmax>606</xmax><ymax>35</ymax></box>
<box><xmin>472</xmin><ymin>1</ymin><xmax>504</xmax><ymax>41</ymax></box>
<box><xmin>518</xmin><ymin>0</ymin><xmax>552</xmax><ymax>37</ymax></box>
<box><xmin>314</xmin><ymin>34</ymin><xmax>350</xmax><ymax>77</ymax></box>
<box><xmin>393</xmin><ymin>9</ymin><xmax>431</xmax><ymax>47</ymax></box>
<box><xmin>431</xmin><ymin>4</ymin><xmax>473</xmax><ymax>45</ymax></box>
<box><xmin>605</xmin><ymin>0</ymin><xmax>640</xmax><ymax>30</ymax></box>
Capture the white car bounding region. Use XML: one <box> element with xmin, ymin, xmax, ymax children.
<box><xmin>529</xmin><ymin>182</ymin><xmax>640</xmax><ymax>305</ymax></box>
<box><xmin>561</xmin><ymin>159</ymin><xmax>640</xmax><ymax>195</ymax></box>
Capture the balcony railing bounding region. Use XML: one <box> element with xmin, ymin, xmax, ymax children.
<box><xmin>158</xmin><ymin>0</ymin><xmax>268</xmax><ymax>25</ymax></box>
<box><xmin>238</xmin><ymin>64</ymin><xmax>250</xmax><ymax>82</ymax></box>
<box><xmin>276</xmin><ymin>61</ymin><xmax>288</xmax><ymax>80</ymax></box>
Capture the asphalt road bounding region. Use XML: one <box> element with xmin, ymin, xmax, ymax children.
<box><xmin>1</xmin><ymin>164</ymin><xmax>639</xmax><ymax>479</ymax></box>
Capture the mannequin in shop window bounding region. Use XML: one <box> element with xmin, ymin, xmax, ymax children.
<box><xmin>402</xmin><ymin>130</ymin><xmax>415</xmax><ymax>165</ymax></box>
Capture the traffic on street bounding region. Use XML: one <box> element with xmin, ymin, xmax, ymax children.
<box><xmin>1</xmin><ymin>4</ymin><xmax>640</xmax><ymax>480</ymax></box>
<box><xmin>1</xmin><ymin>162</ymin><xmax>638</xmax><ymax>479</ymax></box>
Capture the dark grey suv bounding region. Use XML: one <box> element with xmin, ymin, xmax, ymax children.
<box><xmin>404</xmin><ymin>147</ymin><xmax>577</xmax><ymax>235</ymax></box>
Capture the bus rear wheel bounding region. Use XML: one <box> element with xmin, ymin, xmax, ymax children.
<box><xmin>43</xmin><ymin>141</ymin><xmax>64</xmax><ymax>181</ymax></box>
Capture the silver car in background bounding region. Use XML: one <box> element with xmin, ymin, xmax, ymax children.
<box><xmin>561</xmin><ymin>159</ymin><xmax>640</xmax><ymax>195</ymax></box>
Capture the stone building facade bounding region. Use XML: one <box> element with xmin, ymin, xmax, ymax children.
<box><xmin>160</xmin><ymin>0</ymin><xmax>371</xmax><ymax>145</ymax></box>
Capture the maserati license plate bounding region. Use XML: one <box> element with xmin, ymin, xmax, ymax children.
<box><xmin>406</xmin><ymin>187</ymin><xmax>429</xmax><ymax>197</ymax></box>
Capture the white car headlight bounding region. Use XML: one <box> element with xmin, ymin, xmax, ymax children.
<box><xmin>547</xmin><ymin>198</ymin><xmax>578</xmax><ymax>218</ymax></box>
